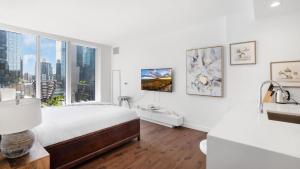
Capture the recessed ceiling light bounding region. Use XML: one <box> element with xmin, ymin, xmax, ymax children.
<box><xmin>270</xmin><ymin>1</ymin><xmax>281</xmax><ymax>8</ymax></box>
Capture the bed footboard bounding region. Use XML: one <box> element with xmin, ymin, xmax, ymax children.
<box><xmin>45</xmin><ymin>119</ymin><xmax>140</xmax><ymax>169</ymax></box>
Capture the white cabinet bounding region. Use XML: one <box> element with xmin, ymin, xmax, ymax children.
<box><xmin>136</xmin><ymin>105</ymin><xmax>184</xmax><ymax>128</ymax></box>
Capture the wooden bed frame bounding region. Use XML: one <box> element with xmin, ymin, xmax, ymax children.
<box><xmin>45</xmin><ymin>119</ymin><xmax>140</xmax><ymax>169</ymax></box>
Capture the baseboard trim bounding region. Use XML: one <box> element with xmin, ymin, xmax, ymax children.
<box><xmin>183</xmin><ymin>123</ymin><xmax>210</xmax><ymax>133</ymax></box>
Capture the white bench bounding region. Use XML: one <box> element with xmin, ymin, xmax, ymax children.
<box><xmin>136</xmin><ymin>105</ymin><xmax>184</xmax><ymax>128</ymax></box>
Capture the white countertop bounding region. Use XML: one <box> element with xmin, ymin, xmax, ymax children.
<box><xmin>208</xmin><ymin>103</ymin><xmax>300</xmax><ymax>159</ymax></box>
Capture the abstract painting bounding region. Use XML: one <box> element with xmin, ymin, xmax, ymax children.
<box><xmin>230</xmin><ymin>41</ymin><xmax>256</xmax><ymax>65</ymax></box>
<box><xmin>186</xmin><ymin>46</ymin><xmax>223</xmax><ymax>97</ymax></box>
<box><xmin>271</xmin><ymin>61</ymin><xmax>300</xmax><ymax>87</ymax></box>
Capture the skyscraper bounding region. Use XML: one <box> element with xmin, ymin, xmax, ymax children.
<box><xmin>76</xmin><ymin>46</ymin><xmax>95</xmax><ymax>82</ymax></box>
<box><xmin>55</xmin><ymin>41</ymin><xmax>66</xmax><ymax>83</ymax></box>
<box><xmin>40</xmin><ymin>58</ymin><xmax>55</xmax><ymax>100</ymax></box>
<box><xmin>74</xmin><ymin>46</ymin><xmax>95</xmax><ymax>101</ymax></box>
<box><xmin>7</xmin><ymin>32</ymin><xmax>22</xmax><ymax>72</ymax></box>
<box><xmin>0</xmin><ymin>30</ymin><xmax>36</xmax><ymax>97</ymax></box>
<box><xmin>56</xmin><ymin>59</ymin><xmax>61</xmax><ymax>82</ymax></box>
<box><xmin>0</xmin><ymin>30</ymin><xmax>8</xmax><ymax>86</ymax></box>
<box><xmin>61</xmin><ymin>42</ymin><xmax>66</xmax><ymax>84</ymax></box>
<box><xmin>53</xmin><ymin>41</ymin><xmax>66</xmax><ymax>98</ymax></box>
<box><xmin>0</xmin><ymin>31</ymin><xmax>22</xmax><ymax>86</ymax></box>
<box><xmin>7</xmin><ymin>32</ymin><xmax>22</xmax><ymax>85</ymax></box>
<box><xmin>41</xmin><ymin>59</ymin><xmax>53</xmax><ymax>81</ymax></box>
<box><xmin>0</xmin><ymin>30</ymin><xmax>7</xmax><ymax>60</ymax></box>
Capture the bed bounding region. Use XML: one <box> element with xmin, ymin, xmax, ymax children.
<box><xmin>33</xmin><ymin>104</ymin><xmax>140</xmax><ymax>169</ymax></box>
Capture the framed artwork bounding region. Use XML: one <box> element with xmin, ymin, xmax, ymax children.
<box><xmin>230</xmin><ymin>41</ymin><xmax>256</xmax><ymax>65</ymax></box>
<box><xmin>270</xmin><ymin>61</ymin><xmax>300</xmax><ymax>87</ymax></box>
<box><xmin>186</xmin><ymin>46</ymin><xmax>223</xmax><ymax>97</ymax></box>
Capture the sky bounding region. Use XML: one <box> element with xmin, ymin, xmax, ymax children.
<box><xmin>40</xmin><ymin>37</ymin><xmax>58</xmax><ymax>73</ymax></box>
<box><xmin>21</xmin><ymin>34</ymin><xmax>36</xmax><ymax>75</ymax></box>
<box><xmin>141</xmin><ymin>68</ymin><xmax>172</xmax><ymax>79</ymax></box>
<box><xmin>22</xmin><ymin>35</ymin><xmax>60</xmax><ymax>75</ymax></box>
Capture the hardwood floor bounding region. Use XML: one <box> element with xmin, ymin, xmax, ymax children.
<box><xmin>77</xmin><ymin>120</ymin><xmax>207</xmax><ymax>169</ymax></box>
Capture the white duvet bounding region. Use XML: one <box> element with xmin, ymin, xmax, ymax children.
<box><xmin>33</xmin><ymin>105</ymin><xmax>138</xmax><ymax>147</ymax></box>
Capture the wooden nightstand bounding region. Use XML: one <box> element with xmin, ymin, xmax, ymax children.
<box><xmin>0</xmin><ymin>141</ymin><xmax>49</xmax><ymax>169</ymax></box>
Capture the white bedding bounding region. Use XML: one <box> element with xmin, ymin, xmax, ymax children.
<box><xmin>33</xmin><ymin>105</ymin><xmax>138</xmax><ymax>147</ymax></box>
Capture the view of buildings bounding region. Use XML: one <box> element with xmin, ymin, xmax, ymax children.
<box><xmin>71</xmin><ymin>46</ymin><xmax>95</xmax><ymax>102</ymax></box>
<box><xmin>0</xmin><ymin>30</ymin><xmax>36</xmax><ymax>98</ymax></box>
<box><xmin>0</xmin><ymin>29</ymin><xmax>95</xmax><ymax>104</ymax></box>
<box><xmin>40</xmin><ymin>39</ymin><xmax>66</xmax><ymax>102</ymax></box>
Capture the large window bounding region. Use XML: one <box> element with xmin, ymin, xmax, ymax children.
<box><xmin>0</xmin><ymin>28</ymin><xmax>99</xmax><ymax>105</ymax></box>
<box><xmin>40</xmin><ymin>37</ymin><xmax>66</xmax><ymax>105</ymax></box>
<box><xmin>0</xmin><ymin>30</ymin><xmax>36</xmax><ymax>98</ymax></box>
<box><xmin>71</xmin><ymin>45</ymin><xmax>96</xmax><ymax>103</ymax></box>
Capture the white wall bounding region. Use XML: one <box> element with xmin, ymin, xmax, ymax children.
<box><xmin>112</xmin><ymin>11</ymin><xmax>300</xmax><ymax>131</ymax></box>
<box><xmin>226</xmin><ymin>11</ymin><xmax>300</xmax><ymax>106</ymax></box>
<box><xmin>113</xmin><ymin>18</ymin><xmax>227</xmax><ymax>131</ymax></box>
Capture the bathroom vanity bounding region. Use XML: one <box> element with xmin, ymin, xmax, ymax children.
<box><xmin>207</xmin><ymin>103</ymin><xmax>300</xmax><ymax>169</ymax></box>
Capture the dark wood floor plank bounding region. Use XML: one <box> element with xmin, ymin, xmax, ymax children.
<box><xmin>151</xmin><ymin>130</ymin><xmax>204</xmax><ymax>169</ymax></box>
<box><xmin>77</xmin><ymin>120</ymin><xmax>207</xmax><ymax>169</ymax></box>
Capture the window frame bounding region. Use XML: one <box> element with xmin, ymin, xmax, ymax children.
<box><xmin>38</xmin><ymin>36</ymin><xmax>68</xmax><ymax>104</ymax></box>
<box><xmin>0</xmin><ymin>28</ymin><xmax>37</xmax><ymax>97</ymax></box>
<box><xmin>0</xmin><ymin>24</ymin><xmax>102</xmax><ymax>105</ymax></box>
<box><xmin>68</xmin><ymin>42</ymin><xmax>100</xmax><ymax>105</ymax></box>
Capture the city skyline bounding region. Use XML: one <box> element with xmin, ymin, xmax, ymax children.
<box><xmin>0</xmin><ymin>33</ymin><xmax>63</xmax><ymax>74</ymax></box>
<box><xmin>1</xmin><ymin>29</ymin><xmax>96</xmax><ymax>102</ymax></box>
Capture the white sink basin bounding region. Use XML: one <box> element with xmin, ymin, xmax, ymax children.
<box><xmin>0</xmin><ymin>98</ymin><xmax>42</xmax><ymax>134</ymax></box>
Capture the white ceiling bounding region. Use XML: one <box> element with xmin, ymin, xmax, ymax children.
<box><xmin>0</xmin><ymin>0</ymin><xmax>298</xmax><ymax>45</ymax></box>
<box><xmin>254</xmin><ymin>0</ymin><xmax>300</xmax><ymax>19</ymax></box>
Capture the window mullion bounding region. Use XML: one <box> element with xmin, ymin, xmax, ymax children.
<box><xmin>95</xmin><ymin>48</ymin><xmax>101</xmax><ymax>102</ymax></box>
<box><xmin>35</xmin><ymin>35</ymin><xmax>41</xmax><ymax>99</ymax></box>
<box><xmin>66</xmin><ymin>41</ymin><xmax>72</xmax><ymax>105</ymax></box>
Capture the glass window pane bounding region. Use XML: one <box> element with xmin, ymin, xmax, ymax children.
<box><xmin>0</xmin><ymin>29</ymin><xmax>36</xmax><ymax>98</ymax></box>
<box><xmin>71</xmin><ymin>45</ymin><xmax>95</xmax><ymax>103</ymax></box>
<box><xmin>40</xmin><ymin>37</ymin><xmax>66</xmax><ymax>106</ymax></box>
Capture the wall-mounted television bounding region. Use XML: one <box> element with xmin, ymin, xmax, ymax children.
<box><xmin>141</xmin><ymin>68</ymin><xmax>173</xmax><ymax>92</ymax></box>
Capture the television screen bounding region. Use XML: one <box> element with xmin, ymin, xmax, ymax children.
<box><xmin>141</xmin><ymin>68</ymin><xmax>172</xmax><ymax>92</ymax></box>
